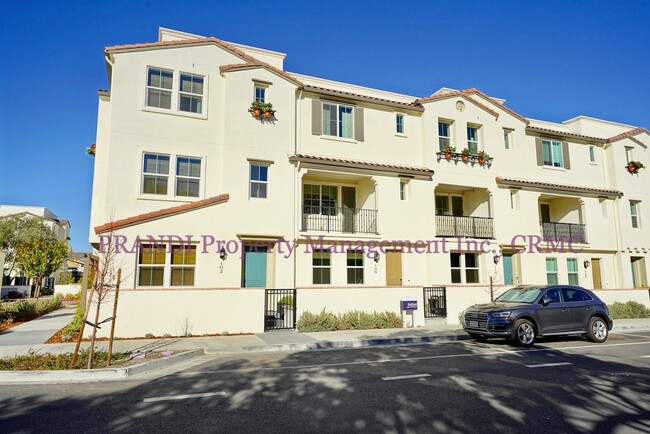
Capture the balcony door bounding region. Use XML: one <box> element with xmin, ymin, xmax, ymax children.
<box><xmin>435</xmin><ymin>195</ymin><xmax>463</xmax><ymax>216</ymax></box>
<box><xmin>342</xmin><ymin>187</ymin><xmax>356</xmax><ymax>233</ymax></box>
<box><xmin>540</xmin><ymin>204</ymin><xmax>551</xmax><ymax>223</ymax></box>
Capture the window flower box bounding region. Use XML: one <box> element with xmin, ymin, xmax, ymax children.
<box><xmin>626</xmin><ymin>160</ymin><xmax>645</xmax><ymax>174</ymax></box>
<box><xmin>250</xmin><ymin>101</ymin><xmax>275</xmax><ymax>119</ymax></box>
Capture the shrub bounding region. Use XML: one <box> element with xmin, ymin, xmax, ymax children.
<box><xmin>0</xmin><ymin>349</ymin><xmax>129</xmax><ymax>370</ymax></box>
<box><xmin>297</xmin><ymin>309</ymin><xmax>402</xmax><ymax>332</ymax></box>
<box><xmin>62</xmin><ymin>303</ymin><xmax>84</xmax><ymax>337</ymax></box>
<box><xmin>278</xmin><ymin>295</ymin><xmax>294</xmax><ymax>306</ymax></box>
<box><xmin>609</xmin><ymin>301</ymin><xmax>650</xmax><ymax>319</ymax></box>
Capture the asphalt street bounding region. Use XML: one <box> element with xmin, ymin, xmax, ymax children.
<box><xmin>1</xmin><ymin>331</ymin><xmax>649</xmax><ymax>433</ymax></box>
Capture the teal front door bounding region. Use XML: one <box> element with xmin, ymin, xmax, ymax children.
<box><xmin>244</xmin><ymin>246</ymin><xmax>267</xmax><ymax>287</ymax></box>
<box><xmin>503</xmin><ymin>253</ymin><xmax>513</xmax><ymax>284</ymax></box>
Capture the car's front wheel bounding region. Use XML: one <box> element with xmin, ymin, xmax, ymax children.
<box><xmin>512</xmin><ymin>319</ymin><xmax>536</xmax><ymax>347</ymax></box>
<box><xmin>586</xmin><ymin>317</ymin><xmax>609</xmax><ymax>343</ymax></box>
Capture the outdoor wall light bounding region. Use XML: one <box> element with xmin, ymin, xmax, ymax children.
<box><xmin>373</xmin><ymin>252</ymin><xmax>380</xmax><ymax>263</ymax></box>
<box><xmin>493</xmin><ymin>254</ymin><xmax>502</xmax><ymax>265</ymax></box>
<box><xmin>219</xmin><ymin>246</ymin><xmax>228</xmax><ymax>261</ymax></box>
<box><xmin>583</xmin><ymin>259</ymin><xmax>590</xmax><ymax>269</ymax></box>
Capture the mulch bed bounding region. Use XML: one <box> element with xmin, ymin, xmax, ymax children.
<box><xmin>46</xmin><ymin>327</ymin><xmax>253</xmax><ymax>344</ymax></box>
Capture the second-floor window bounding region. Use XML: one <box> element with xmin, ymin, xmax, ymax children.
<box><xmin>250</xmin><ymin>164</ymin><xmax>269</xmax><ymax>199</ymax></box>
<box><xmin>143</xmin><ymin>153</ymin><xmax>170</xmax><ymax>195</ymax></box>
<box><xmin>467</xmin><ymin>126</ymin><xmax>479</xmax><ymax>153</ymax></box>
<box><xmin>630</xmin><ymin>201</ymin><xmax>640</xmax><ymax>228</ymax></box>
<box><xmin>176</xmin><ymin>157</ymin><xmax>201</xmax><ymax>197</ymax></box>
<box><xmin>396</xmin><ymin>113</ymin><xmax>405</xmax><ymax>134</ymax></box>
<box><xmin>435</xmin><ymin>195</ymin><xmax>463</xmax><ymax>216</ymax></box>
<box><xmin>323</xmin><ymin>102</ymin><xmax>354</xmax><ymax>139</ymax></box>
<box><xmin>179</xmin><ymin>74</ymin><xmax>204</xmax><ymax>114</ymax></box>
<box><xmin>438</xmin><ymin>121</ymin><xmax>451</xmax><ymax>151</ymax></box>
<box><xmin>542</xmin><ymin>139</ymin><xmax>564</xmax><ymax>168</ymax></box>
<box><xmin>142</xmin><ymin>153</ymin><xmax>202</xmax><ymax>198</ymax></box>
<box><xmin>504</xmin><ymin>128</ymin><xmax>513</xmax><ymax>149</ymax></box>
<box><xmin>147</xmin><ymin>68</ymin><xmax>173</xmax><ymax>109</ymax></box>
<box><xmin>254</xmin><ymin>85</ymin><xmax>266</xmax><ymax>103</ymax></box>
<box><xmin>589</xmin><ymin>145</ymin><xmax>596</xmax><ymax>163</ymax></box>
<box><xmin>304</xmin><ymin>184</ymin><xmax>337</xmax><ymax>214</ymax></box>
<box><xmin>400</xmin><ymin>180</ymin><xmax>407</xmax><ymax>201</ymax></box>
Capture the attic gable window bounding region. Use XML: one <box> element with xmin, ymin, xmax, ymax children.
<box><xmin>147</xmin><ymin>68</ymin><xmax>173</xmax><ymax>109</ymax></box>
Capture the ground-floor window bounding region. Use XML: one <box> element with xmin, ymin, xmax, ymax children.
<box><xmin>137</xmin><ymin>244</ymin><xmax>196</xmax><ymax>287</ymax></box>
<box><xmin>450</xmin><ymin>252</ymin><xmax>479</xmax><ymax>283</ymax></box>
<box><xmin>312</xmin><ymin>249</ymin><xmax>331</xmax><ymax>285</ymax></box>
<box><xmin>566</xmin><ymin>258</ymin><xmax>579</xmax><ymax>285</ymax></box>
<box><xmin>546</xmin><ymin>258</ymin><xmax>558</xmax><ymax>285</ymax></box>
<box><xmin>347</xmin><ymin>250</ymin><xmax>364</xmax><ymax>284</ymax></box>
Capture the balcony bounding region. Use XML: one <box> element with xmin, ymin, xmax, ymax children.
<box><xmin>435</xmin><ymin>215</ymin><xmax>494</xmax><ymax>239</ymax></box>
<box><xmin>302</xmin><ymin>206</ymin><xmax>378</xmax><ymax>234</ymax></box>
<box><xmin>541</xmin><ymin>222</ymin><xmax>587</xmax><ymax>243</ymax></box>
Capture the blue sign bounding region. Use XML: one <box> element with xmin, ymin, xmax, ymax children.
<box><xmin>401</xmin><ymin>299</ymin><xmax>418</xmax><ymax>311</ymax></box>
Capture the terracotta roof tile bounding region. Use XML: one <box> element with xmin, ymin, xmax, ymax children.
<box><xmin>289</xmin><ymin>154</ymin><xmax>433</xmax><ymax>175</ymax></box>
<box><xmin>495</xmin><ymin>177</ymin><xmax>622</xmax><ymax>198</ymax></box>
<box><xmin>303</xmin><ymin>85</ymin><xmax>423</xmax><ymax>110</ymax></box>
<box><xmin>460</xmin><ymin>88</ymin><xmax>529</xmax><ymax>125</ymax></box>
<box><xmin>607</xmin><ymin>127</ymin><xmax>649</xmax><ymax>148</ymax></box>
<box><xmin>416</xmin><ymin>91</ymin><xmax>500</xmax><ymax>118</ymax></box>
<box><xmin>526</xmin><ymin>126</ymin><xmax>606</xmax><ymax>143</ymax></box>
<box><xmin>94</xmin><ymin>194</ymin><xmax>229</xmax><ymax>234</ymax></box>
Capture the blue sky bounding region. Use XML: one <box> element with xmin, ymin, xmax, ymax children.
<box><xmin>1</xmin><ymin>0</ymin><xmax>649</xmax><ymax>252</ymax></box>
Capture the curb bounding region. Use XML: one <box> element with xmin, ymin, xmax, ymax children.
<box><xmin>205</xmin><ymin>333</ymin><xmax>470</xmax><ymax>355</ymax></box>
<box><xmin>0</xmin><ymin>349</ymin><xmax>204</xmax><ymax>384</ymax></box>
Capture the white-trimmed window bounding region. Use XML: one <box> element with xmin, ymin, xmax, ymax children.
<box><xmin>179</xmin><ymin>73</ymin><xmax>204</xmax><ymax>114</ymax></box>
<box><xmin>313</xmin><ymin>249</ymin><xmax>331</xmax><ymax>284</ymax></box>
<box><xmin>546</xmin><ymin>258</ymin><xmax>558</xmax><ymax>285</ymax></box>
<box><xmin>142</xmin><ymin>153</ymin><xmax>170</xmax><ymax>195</ymax></box>
<box><xmin>467</xmin><ymin>126</ymin><xmax>479</xmax><ymax>154</ymax></box>
<box><xmin>250</xmin><ymin>163</ymin><xmax>269</xmax><ymax>199</ymax></box>
<box><xmin>176</xmin><ymin>157</ymin><xmax>201</xmax><ymax>197</ymax></box>
<box><xmin>347</xmin><ymin>250</ymin><xmax>364</xmax><ymax>284</ymax></box>
<box><xmin>450</xmin><ymin>252</ymin><xmax>479</xmax><ymax>283</ymax></box>
<box><xmin>589</xmin><ymin>145</ymin><xmax>596</xmax><ymax>163</ymax></box>
<box><xmin>542</xmin><ymin>139</ymin><xmax>564</xmax><ymax>168</ymax></box>
<box><xmin>303</xmin><ymin>184</ymin><xmax>337</xmax><ymax>214</ymax></box>
<box><xmin>625</xmin><ymin>147</ymin><xmax>633</xmax><ymax>162</ymax></box>
<box><xmin>322</xmin><ymin>102</ymin><xmax>354</xmax><ymax>138</ymax></box>
<box><xmin>146</xmin><ymin>67</ymin><xmax>173</xmax><ymax>109</ymax></box>
<box><xmin>400</xmin><ymin>179</ymin><xmax>407</xmax><ymax>201</ymax></box>
<box><xmin>254</xmin><ymin>84</ymin><xmax>266</xmax><ymax>103</ymax></box>
<box><xmin>438</xmin><ymin>121</ymin><xmax>451</xmax><ymax>151</ymax></box>
<box><xmin>567</xmin><ymin>258</ymin><xmax>579</xmax><ymax>285</ymax></box>
<box><xmin>504</xmin><ymin>128</ymin><xmax>513</xmax><ymax>150</ymax></box>
<box><xmin>630</xmin><ymin>201</ymin><xmax>640</xmax><ymax>228</ymax></box>
<box><xmin>396</xmin><ymin>113</ymin><xmax>405</xmax><ymax>134</ymax></box>
<box><xmin>170</xmin><ymin>245</ymin><xmax>196</xmax><ymax>286</ymax></box>
<box><xmin>138</xmin><ymin>244</ymin><xmax>166</xmax><ymax>286</ymax></box>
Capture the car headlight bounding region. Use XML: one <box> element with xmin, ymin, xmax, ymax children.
<box><xmin>491</xmin><ymin>311</ymin><xmax>511</xmax><ymax>318</ymax></box>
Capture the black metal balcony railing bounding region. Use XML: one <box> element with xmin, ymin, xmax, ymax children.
<box><xmin>302</xmin><ymin>206</ymin><xmax>378</xmax><ymax>234</ymax></box>
<box><xmin>435</xmin><ymin>215</ymin><xmax>494</xmax><ymax>239</ymax></box>
<box><xmin>540</xmin><ymin>222</ymin><xmax>587</xmax><ymax>243</ymax></box>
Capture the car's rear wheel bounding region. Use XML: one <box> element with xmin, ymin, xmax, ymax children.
<box><xmin>512</xmin><ymin>319</ymin><xmax>536</xmax><ymax>347</ymax></box>
<box><xmin>587</xmin><ymin>317</ymin><xmax>608</xmax><ymax>343</ymax></box>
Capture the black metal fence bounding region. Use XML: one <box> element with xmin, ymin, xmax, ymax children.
<box><xmin>302</xmin><ymin>206</ymin><xmax>378</xmax><ymax>234</ymax></box>
<box><xmin>423</xmin><ymin>287</ymin><xmax>447</xmax><ymax>318</ymax></box>
<box><xmin>264</xmin><ymin>289</ymin><xmax>297</xmax><ymax>331</ymax></box>
<box><xmin>540</xmin><ymin>222</ymin><xmax>587</xmax><ymax>243</ymax></box>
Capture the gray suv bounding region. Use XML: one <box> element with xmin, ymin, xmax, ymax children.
<box><xmin>463</xmin><ymin>285</ymin><xmax>613</xmax><ymax>347</ymax></box>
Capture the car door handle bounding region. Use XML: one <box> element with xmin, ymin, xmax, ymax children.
<box><xmin>586</xmin><ymin>307</ymin><xmax>593</xmax><ymax>311</ymax></box>
<box><xmin>562</xmin><ymin>309</ymin><xmax>569</xmax><ymax>313</ymax></box>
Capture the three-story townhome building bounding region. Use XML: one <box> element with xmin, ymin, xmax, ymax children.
<box><xmin>89</xmin><ymin>28</ymin><xmax>649</xmax><ymax>337</ymax></box>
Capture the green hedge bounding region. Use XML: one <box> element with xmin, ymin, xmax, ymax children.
<box><xmin>297</xmin><ymin>309</ymin><xmax>402</xmax><ymax>332</ymax></box>
<box><xmin>609</xmin><ymin>301</ymin><xmax>650</xmax><ymax>319</ymax></box>
<box><xmin>1</xmin><ymin>296</ymin><xmax>63</xmax><ymax>321</ymax></box>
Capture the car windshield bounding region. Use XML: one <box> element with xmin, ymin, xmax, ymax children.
<box><xmin>495</xmin><ymin>287</ymin><xmax>544</xmax><ymax>303</ymax></box>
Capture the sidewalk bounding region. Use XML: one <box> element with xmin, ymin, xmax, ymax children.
<box><xmin>0</xmin><ymin>305</ymin><xmax>76</xmax><ymax>349</ymax></box>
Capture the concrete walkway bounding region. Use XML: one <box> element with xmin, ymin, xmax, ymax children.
<box><xmin>0</xmin><ymin>305</ymin><xmax>76</xmax><ymax>348</ymax></box>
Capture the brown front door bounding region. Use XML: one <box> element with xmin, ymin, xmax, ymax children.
<box><xmin>386</xmin><ymin>250</ymin><xmax>402</xmax><ymax>286</ymax></box>
<box><xmin>591</xmin><ymin>258</ymin><xmax>602</xmax><ymax>289</ymax></box>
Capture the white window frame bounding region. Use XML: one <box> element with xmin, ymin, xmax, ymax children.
<box><xmin>450</xmin><ymin>252</ymin><xmax>479</xmax><ymax>284</ymax></box>
<box><xmin>170</xmin><ymin>245</ymin><xmax>197</xmax><ymax>287</ymax></box>
<box><xmin>146</xmin><ymin>67</ymin><xmax>173</xmax><ymax>110</ymax></box>
<box><xmin>546</xmin><ymin>258</ymin><xmax>559</xmax><ymax>285</ymax></box>
<box><xmin>312</xmin><ymin>249</ymin><xmax>331</xmax><ymax>285</ymax></box>
<box><xmin>249</xmin><ymin>162</ymin><xmax>270</xmax><ymax>199</ymax></box>
<box><xmin>399</xmin><ymin>179</ymin><xmax>408</xmax><ymax>201</ymax></box>
<box><xmin>137</xmin><ymin>244</ymin><xmax>196</xmax><ymax>288</ymax></box>
<box><xmin>175</xmin><ymin>156</ymin><xmax>202</xmax><ymax>198</ymax></box>
<box><xmin>347</xmin><ymin>249</ymin><xmax>364</xmax><ymax>284</ymax></box>
<box><xmin>567</xmin><ymin>258</ymin><xmax>579</xmax><ymax>285</ymax></box>
<box><xmin>589</xmin><ymin>145</ymin><xmax>596</xmax><ymax>163</ymax></box>
<box><xmin>438</xmin><ymin>120</ymin><xmax>451</xmax><ymax>151</ymax></box>
<box><xmin>503</xmin><ymin>128</ymin><xmax>513</xmax><ymax>150</ymax></box>
<box><xmin>254</xmin><ymin>83</ymin><xmax>267</xmax><ymax>103</ymax></box>
<box><xmin>142</xmin><ymin>153</ymin><xmax>171</xmax><ymax>196</ymax></box>
<box><xmin>322</xmin><ymin>101</ymin><xmax>354</xmax><ymax>139</ymax></box>
<box><xmin>178</xmin><ymin>73</ymin><xmax>205</xmax><ymax>114</ymax></box>
<box><xmin>625</xmin><ymin>147</ymin><xmax>633</xmax><ymax>162</ymax></box>
<box><xmin>467</xmin><ymin>125</ymin><xmax>480</xmax><ymax>154</ymax></box>
<box><xmin>137</xmin><ymin>244</ymin><xmax>167</xmax><ymax>287</ymax></box>
<box><xmin>542</xmin><ymin>139</ymin><xmax>564</xmax><ymax>168</ymax></box>
<box><xmin>396</xmin><ymin>113</ymin><xmax>405</xmax><ymax>135</ymax></box>
<box><xmin>630</xmin><ymin>201</ymin><xmax>640</xmax><ymax>228</ymax></box>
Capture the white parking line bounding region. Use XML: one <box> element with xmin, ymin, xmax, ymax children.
<box><xmin>381</xmin><ymin>374</ymin><xmax>431</xmax><ymax>381</ymax></box>
<box><xmin>525</xmin><ymin>362</ymin><xmax>573</xmax><ymax>368</ymax></box>
<box><xmin>143</xmin><ymin>391</ymin><xmax>226</xmax><ymax>403</ymax></box>
<box><xmin>641</xmin><ymin>355</ymin><xmax>650</xmax><ymax>358</ymax></box>
<box><xmin>613</xmin><ymin>332</ymin><xmax>650</xmax><ymax>339</ymax></box>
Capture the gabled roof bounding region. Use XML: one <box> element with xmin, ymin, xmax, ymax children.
<box><xmin>303</xmin><ymin>85</ymin><xmax>424</xmax><ymax>111</ymax></box>
<box><xmin>460</xmin><ymin>88</ymin><xmax>529</xmax><ymax>125</ymax></box>
<box><xmin>607</xmin><ymin>127</ymin><xmax>649</xmax><ymax>148</ymax></box>
<box><xmin>289</xmin><ymin>154</ymin><xmax>433</xmax><ymax>177</ymax></box>
<box><xmin>495</xmin><ymin>177</ymin><xmax>622</xmax><ymax>199</ymax></box>
<box><xmin>94</xmin><ymin>194</ymin><xmax>230</xmax><ymax>234</ymax></box>
<box><xmin>416</xmin><ymin>91</ymin><xmax>499</xmax><ymax>118</ymax></box>
<box><xmin>525</xmin><ymin>126</ymin><xmax>606</xmax><ymax>143</ymax></box>
<box><xmin>219</xmin><ymin>62</ymin><xmax>303</xmax><ymax>87</ymax></box>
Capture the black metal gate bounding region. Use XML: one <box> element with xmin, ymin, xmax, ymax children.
<box><xmin>423</xmin><ymin>287</ymin><xmax>447</xmax><ymax>318</ymax></box>
<box><xmin>264</xmin><ymin>289</ymin><xmax>297</xmax><ymax>331</ymax></box>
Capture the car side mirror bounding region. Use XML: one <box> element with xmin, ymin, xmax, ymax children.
<box><xmin>541</xmin><ymin>296</ymin><xmax>551</xmax><ymax>306</ymax></box>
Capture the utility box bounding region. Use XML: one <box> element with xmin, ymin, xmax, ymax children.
<box><xmin>400</xmin><ymin>297</ymin><xmax>418</xmax><ymax>328</ymax></box>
